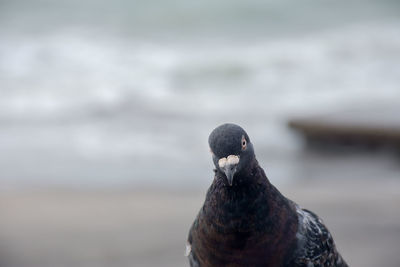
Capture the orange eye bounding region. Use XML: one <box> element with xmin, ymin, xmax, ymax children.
<box><xmin>241</xmin><ymin>136</ymin><xmax>247</xmax><ymax>150</ymax></box>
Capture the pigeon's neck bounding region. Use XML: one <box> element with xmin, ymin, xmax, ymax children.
<box><xmin>206</xmin><ymin>159</ymin><xmax>290</xmax><ymax>232</ymax></box>
<box><xmin>196</xmin><ymin>159</ymin><xmax>299</xmax><ymax>266</ymax></box>
<box><xmin>214</xmin><ymin>158</ymin><xmax>271</xmax><ymax>191</ymax></box>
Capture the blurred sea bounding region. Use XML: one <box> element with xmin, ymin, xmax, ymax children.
<box><xmin>1</xmin><ymin>0</ymin><xmax>400</xmax><ymax>189</ymax></box>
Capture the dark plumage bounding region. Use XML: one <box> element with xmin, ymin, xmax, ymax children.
<box><xmin>186</xmin><ymin>123</ymin><xmax>348</xmax><ymax>267</ymax></box>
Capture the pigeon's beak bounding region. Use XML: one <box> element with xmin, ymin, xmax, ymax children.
<box><xmin>224</xmin><ymin>165</ymin><xmax>237</xmax><ymax>186</ymax></box>
<box><xmin>218</xmin><ymin>155</ymin><xmax>239</xmax><ymax>186</ymax></box>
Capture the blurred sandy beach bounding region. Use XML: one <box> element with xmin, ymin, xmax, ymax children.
<box><xmin>1</xmin><ymin>178</ymin><xmax>399</xmax><ymax>267</ymax></box>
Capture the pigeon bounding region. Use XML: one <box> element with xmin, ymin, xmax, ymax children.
<box><xmin>186</xmin><ymin>123</ymin><xmax>348</xmax><ymax>267</ymax></box>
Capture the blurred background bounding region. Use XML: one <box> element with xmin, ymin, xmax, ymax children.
<box><xmin>0</xmin><ymin>0</ymin><xmax>399</xmax><ymax>266</ymax></box>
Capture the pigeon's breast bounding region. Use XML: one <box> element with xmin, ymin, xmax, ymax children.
<box><xmin>191</xmin><ymin>187</ymin><xmax>298</xmax><ymax>266</ymax></box>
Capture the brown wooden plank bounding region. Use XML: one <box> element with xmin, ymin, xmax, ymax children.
<box><xmin>288</xmin><ymin>109</ymin><xmax>400</xmax><ymax>148</ymax></box>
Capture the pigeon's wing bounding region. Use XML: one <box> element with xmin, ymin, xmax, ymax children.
<box><xmin>292</xmin><ymin>207</ymin><xmax>348</xmax><ymax>267</ymax></box>
<box><xmin>186</xmin><ymin>215</ymin><xmax>200</xmax><ymax>267</ymax></box>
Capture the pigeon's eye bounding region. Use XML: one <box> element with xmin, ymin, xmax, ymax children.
<box><xmin>241</xmin><ymin>136</ymin><xmax>247</xmax><ymax>150</ymax></box>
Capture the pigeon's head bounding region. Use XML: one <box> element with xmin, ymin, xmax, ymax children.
<box><xmin>208</xmin><ymin>123</ymin><xmax>255</xmax><ymax>186</ymax></box>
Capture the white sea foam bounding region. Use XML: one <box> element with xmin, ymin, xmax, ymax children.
<box><xmin>0</xmin><ymin>11</ymin><xmax>399</xmax><ymax>188</ymax></box>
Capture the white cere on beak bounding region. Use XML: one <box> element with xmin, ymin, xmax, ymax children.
<box><xmin>218</xmin><ymin>157</ymin><xmax>227</xmax><ymax>168</ymax></box>
<box><xmin>218</xmin><ymin>155</ymin><xmax>239</xmax><ymax>168</ymax></box>
<box><xmin>185</xmin><ymin>242</ymin><xmax>191</xmax><ymax>257</ymax></box>
<box><xmin>227</xmin><ymin>155</ymin><xmax>239</xmax><ymax>165</ymax></box>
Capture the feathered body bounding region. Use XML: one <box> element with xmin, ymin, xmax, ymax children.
<box><xmin>187</xmin><ymin>123</ymin><xmax>348</xmax><ymax>267</ymax></box>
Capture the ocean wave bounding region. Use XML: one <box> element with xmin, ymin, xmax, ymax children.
<box><xmin>0</xmin><ymin>22</ymin><xmax>399</xmax><ymax>187</ymax></box>
<box><xmin>1</xmin><ymin>23</ymin><xmax>399</xmax><ymax>121</ymax></box>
